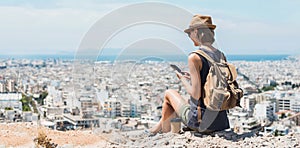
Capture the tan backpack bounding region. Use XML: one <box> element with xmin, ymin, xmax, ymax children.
<box><xmin>193</xmin><ymin>50</ymin><xmax>243</xmax><ymax>111</ymax></box>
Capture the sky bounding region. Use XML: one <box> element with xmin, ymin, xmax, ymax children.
<box><xmin>0</xmin><ymin>0</ymin><xmax>299</xmax><ymax>55</ymax></box>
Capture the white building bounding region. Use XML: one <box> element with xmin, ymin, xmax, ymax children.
<box><xmin>7</xmin><ymin>80</ymin><xmax>16</xmax><ymax>93</ymax></box>
<box><xmin>121</xmin><ymin>101</ymin><xmax>138</xmax><ymax>117</ymax></box>
<box><xmin>264</xmin><ymin>123</ymin><xmax>289</xmax><ymax>136</ymax></box>
<box><xmin>0</xmin><ymin>82</ymin><xmax>6</xmax><ymax>93</ymax></box>
<box><xmin>241</xmin><ymin>118</ymin><xmax>261</xmax><ymax>131</ymax></box>
<box><xmin>96</xmin><ymin>90</ymin><xmax>108</xmax><ymax>109</ymax></box>
<box><xmin>277</xmin><ymin>97</ymin><xmax>291</xmax><ymax>111</ymax></box>
<box><xmin>64</xmin><ymin>92</ymin><xmax>81</xmax><ymax>110</ymax></box>
<box><xmin>291</xmin><ymin>103</ymin><xmax>300</xmax><ymax>112</ymax></box>
<box><xmin>276</xmin><ymin>92</ymin><xmax>300</xmax><ymax>112</ymax></box>
<box><xmin>5</xmin><ymin>110</ymin><xmax>16</xmax><ymax>121</ymax></box>
<box><xmin>0</xmin><ymin>93</ymin><xmax>22</xmax><ymax>110</ymax></box>
<box><xmin>230</xmin><ymin>114</ymin><xmax>260</xmax><ymax>133</ymax></box>
<box><xmin>103</xmin><ymin>98</ymin><xmax>121</xmax><ymax>117</ymax></box>
<box><xmin>23</xmin><ymin>111</ymin><xmax>38</xmax><ymax>122</ymax></box>
<box><xmin>240</xmin><ymin>95</ymin><xmax>256</xmax><ymax>113</ymax></box>
<box><xmin>121</xmin><ymin>101</ymin><xmax>131</xmax><ymax>117</ymax></box>
<box><xmin>254</xmin><ymin>101</ymin><xmax>276</xmax><ymax>121</ymax></box>
<box><xmin>228</xmin><ymin>110</ymin><xmax>248</xmax><ymax>129</ymax></box>
<box><xmin>43</xmin><ymin>86</ymin><xmax>65</xmax><ymax>120</ymax></box>
<box><xmin>44</xmin><ymin>86</ymin><xmax>63</xmax><ymax>107</ymax></box>
<box><xmin>291</xmin><ymin>93</ymin><xmax>300</xmax><ymax>112</ymax></box>
<box><xmin>46</xmin><ymin>107</ymin><xmax>64</xmax><ymax>120</ymax></box>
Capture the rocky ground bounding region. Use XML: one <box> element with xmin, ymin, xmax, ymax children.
<box><xmin>0</xmin><ymin>123</ymin><xmax>299</xmax><ymax>148</ymax></box>
<box><xmin>105</xmin><ymin>130</ymin><xmax>300</xmax><ymax>148</ymax></box>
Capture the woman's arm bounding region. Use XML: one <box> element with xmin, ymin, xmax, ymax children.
<box><xmin>177</xmin><ymin>53</ymin><xmax>202</xmax><ymax>100</ymax></box>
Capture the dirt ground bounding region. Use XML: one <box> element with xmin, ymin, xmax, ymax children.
<box><xmin>0</xmin><ymin>123</ymin><xmax>106</xmax><ymax>147</ymax></box>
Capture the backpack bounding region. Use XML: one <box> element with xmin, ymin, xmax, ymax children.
<box><xmin>192</xmin><ymin>50</ymin><xmax>243</xmax><ymax>111</ymax></box>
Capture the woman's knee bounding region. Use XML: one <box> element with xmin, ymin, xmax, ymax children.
<box><xmin>164</xmin><ymin>89</ymin><xmax>177</xmax><ymax>98</ymax></box>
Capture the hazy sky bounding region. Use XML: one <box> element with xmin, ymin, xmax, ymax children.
<box><xmin>0</xmin><ymin>0</ymin><xmax>299</xmax><ymax>55</ymax></box>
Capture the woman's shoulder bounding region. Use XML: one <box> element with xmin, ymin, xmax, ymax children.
<box><xmin>188</xmin><ymin>52</ymin><xmax>207</xmax><ymax>69</ymax></box>
<box><xmin>188</xmin><ymin>52</ymin><xmax>202</xmax><ymax>63</ymax></box>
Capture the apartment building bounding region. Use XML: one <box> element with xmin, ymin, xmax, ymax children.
<box><xmin>0</xmin><ymin>93</ymin><xmax>22</xmax><ymax>110</ymax></box>
<box><xmin>103</xmin><ymin>98</ymin><xmax>121</xmax><ymax>117</ymax></box>
<box><xmin>254</xmin><ymin>101</ymin><xmax>276</xmax><ymax>121</ymax></box>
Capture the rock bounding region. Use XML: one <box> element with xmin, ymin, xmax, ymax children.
<box><xmin>184</xmin><ymin>132</ymin><xmax>192</xmax><ymax>137</ymax></box>
<box><xmin>61</xmin><ymin>144</ymin><xmax>74</xmax><ymax>148</ymax></box>
<box><xmin>165</xmin><ymin>141</ymin><xmax>169</xmax><ymax>145</ymax></box>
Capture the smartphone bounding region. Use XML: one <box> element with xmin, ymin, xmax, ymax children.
<box><xmin>170</xmin><ymin>64</ymin><xmax>183</xmax><ymax>74</ymax></box>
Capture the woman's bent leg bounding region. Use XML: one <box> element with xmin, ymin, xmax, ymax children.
<box><xmin>150</xmin><ymin>89</ymin><xmax>188</xmax><ymax>133</ymax></box>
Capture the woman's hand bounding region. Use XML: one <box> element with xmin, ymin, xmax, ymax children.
<box><xmin>176</xmin><ymin>71</ymin><xmax>190</xmax><ymax>80</ymax></box>
<box><xmin>175</xmin><ymin>71</ymin><xmax>183</xmax><ymax>80</ymax></box>
<box><xmin>182</xmin><ymin>71</ymin><xmax>191</xmax><ymax>80</ymax></box>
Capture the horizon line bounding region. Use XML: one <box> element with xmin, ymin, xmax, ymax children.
<box><xmin>0</xmin><ymin>53</ymin><xmax>295</xmax><ymax>56</ymax></box>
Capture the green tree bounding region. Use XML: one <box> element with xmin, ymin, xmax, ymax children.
<box><xmin>23</xmin><ymin>106</ymin><xmax>31</xmax><ymax>111</ymax></box>
<box><xmin>36</xmin><ymin>91</ymin><xmax>48</xmax><ymax>105</ymax></box>
<box><xmin>20</xmin><ymin>94</ymin><xmax>32</xmax><ymax>112</ymax></box>
<box><xmin>274</xmin><ymin>129</ymin><xmax>279</xmax><ymax>136</ymax></box>
<box><xmin>262</xmin><ymin>86</ymin><xmax>275</xmax><ymax>92</ymax></box>
<box><xmin>280</xmin><ymin>113</ymin><xmax>286</xmax><ymax>119</ymax></box>
<box><xmin>5</xmin><ymin>107</ymin><xmax>13</xmax><ymax>110</ymax></box>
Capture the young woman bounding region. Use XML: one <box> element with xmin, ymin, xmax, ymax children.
<box><xmin>150</xmin><ymin>14</ymin><xmax>230</xmax><ymax>133</ymax></box>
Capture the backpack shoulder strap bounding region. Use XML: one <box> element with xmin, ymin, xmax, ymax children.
<box><xmin>220</xmin><ymin>52</ymin><xmax>227</xmax><ymax>63</ymax></box>
<box><xmin>190</xmin><ymin>50</ymin><xmax>215</xmax><ymax>124</ymax></box>
<box><xmin>192</xmin><ymin>50</ymin><xmax>216</xmax><ymax>64</ymax></box>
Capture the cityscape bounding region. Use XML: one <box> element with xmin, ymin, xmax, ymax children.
<box><xmin>0</xmin><ymin>55</ymin><xmax>300</xmax><ymax>147</ymax></box>
<box><xmin>1</xmin><ymin>0</ymin><xmax>300</xmax><ymax>147</ymax></box>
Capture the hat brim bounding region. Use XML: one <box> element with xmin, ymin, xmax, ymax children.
<box><xmin>184</xmin><ymin>24</ymin><xmax>216</xmax><ymax>33</ymax></box>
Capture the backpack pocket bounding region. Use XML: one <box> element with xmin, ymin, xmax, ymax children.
<box><xmin>205</xmin><ymin>88</ymin><xmax>230</xmax><ymax>111</ymax></box>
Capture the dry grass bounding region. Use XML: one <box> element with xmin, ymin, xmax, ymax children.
<box><xmin>34</xmin><ymin>128</ymin><xmax>58</xmax><ymax>148</ymax></box>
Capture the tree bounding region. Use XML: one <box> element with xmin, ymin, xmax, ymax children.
<box><xmin>36</xmin><ymin>91</ymin><xmax>48</xmax><ymax>105</ymax></box>
<box><xmin>262</xmin><ymin>86</ymin><xmax>275</xmax><ymax>92</ymax></box>
<box><xmin>23</xmin><ymin>106</ymin><xmax>31</xmax><ymax>111</ymax></box>
<box><xmin>5</xmin><ymin>107</ymin><xmax>13</xmax><ymax>110</ymax></box>
<box><xmin>274</xmin><ymin>129</ymin><xmax>279</xmax><ymax>136</ymax></box>
<box><xmin>280</xmin><ymin>113</ymin><xmax>286</xmax><ymax>119</ymax></box>
<box><xmin>20</xmin><ymin>94</ymin><xmax>32</xmax><ymax>111</ymax></box>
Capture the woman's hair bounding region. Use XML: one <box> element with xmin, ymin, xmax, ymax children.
<box><xmin>197</xmin><ymin>28</ymin><xmax>215</xmax><ymax>44</ymax></box>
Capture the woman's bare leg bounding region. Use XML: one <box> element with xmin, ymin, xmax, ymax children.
<box><xmin>150</xmin><ymin>89</ymin><xmax>188</xmax><ymax>133</ymax></box>
<box><xmin>149</xmin><ymin>102</ymin><xmax>175</xmax><ymax>133</ymax></box>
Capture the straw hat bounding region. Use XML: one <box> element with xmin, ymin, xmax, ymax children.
<box><xmin>184</xmin><ymin>14</ymin><xmax>216</xmax><ymax>33</ymax></box>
